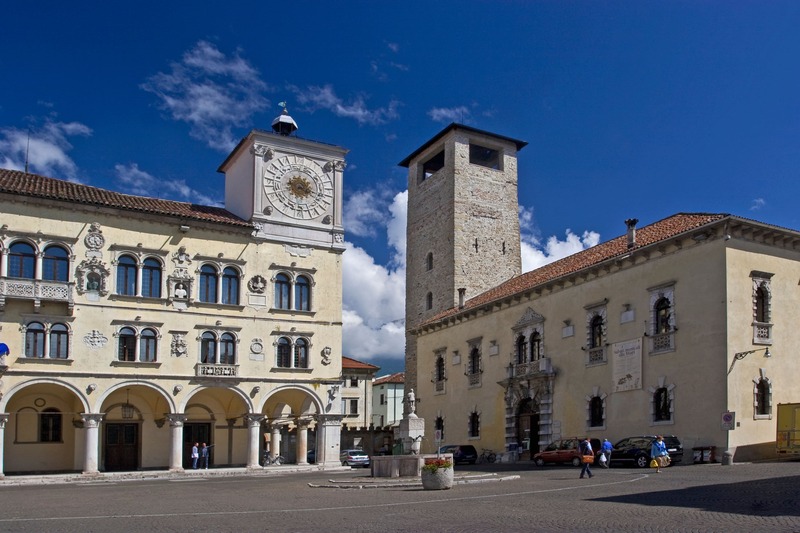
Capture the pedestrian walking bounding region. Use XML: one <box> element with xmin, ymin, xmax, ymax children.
<box><xmin>200</xmin><ymin>442</ymin><xmax>210</xmax><ymax>469</ymax></box>
<box><xmin>601</xmin><ymin>438</ymin><xmax>613</xmax><ymax>468</ymax></box>
<box><xmin>191</xmin><ymin>442</ymin><xmax>199</xmax><ymax>469</ymax></box>
<box><xmin>651</xmin><ymin>435</ymin><xmax>670</xmax><ymax>473</ymax></box>
<box><xmin>579</xmin><ymin>438</ymin><xmax>594</xmax><ymax>479</ymax></box>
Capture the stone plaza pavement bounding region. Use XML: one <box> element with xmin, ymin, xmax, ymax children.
<box><xmin>0</xmin><ymin>459</ymin><xmax>798</xmax><ymax>532</ymax></box>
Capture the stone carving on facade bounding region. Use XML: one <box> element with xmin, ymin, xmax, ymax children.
<box><xmin>333</xmin><ymin>232</ymin><xmax>344</xmax><ymax>243</ymax></box>
<box><xmin>83</xmin><ymin>222</ymin><xmax>105</xmax><ymax>259</ymax></box>
<box><xmin>83</xmin><ymin>330</ymin><xmax>108</xmax><ymax>349</ymax></box>
<box><xmin>250</xmin><ymin>338</ymin><xmax>264</xmax><ymax>355</ymax></box>
<box><xmin>321</xmin><ymin>346</ymin><xmax>332</xmax><ymax>366</ymax></box>
<box><xmin>284</xmin><ymin>244</ymin><xmax>311</xmax><ymax>258</ymax></box>
<box><xmin>323</xmin><ymin>160</ymin><xmax>346</xmax><ymax>173</ymax></box>
<box><xmin>75</xmin><ymin>257</ymin><xmax>111</xmax><ymax>295</ymax></box>
<box><xmin>171</xmin><ymin>333</ymin><xmax>188</xmax><ymax>357</ymax></box>
<box><xmin>252</xmin><ymin>144</ymin><xmax>274</xmax><ymax>161</ymax></box>
<box><xmin>321</xmin><ymin>215</ymin><xmax>332</xmax><ymax>225</ymax></box>
<box><xmin>168</xmin><ymin>246</ymin><xmax>194</xmax><ymax>307</ymax></box>
<box><xmin>248</xmin><ymin>275</ymin><xmax>267</xmax><ymax>294</ymax></box>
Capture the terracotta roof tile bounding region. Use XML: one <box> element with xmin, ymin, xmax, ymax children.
<box><xmin>420</xmin><ymin>213</ymin><xmax>729</xmax><ymax>327</ymax></box>
<box><xmin>342</xmin><ymin>356</ymin><xmax>380</xmax><ymax>371</ymax></box>
<box><xmin>0</xmin><ymin>168</ymin><xmax>251</xmax><ymax>227</ymax></box>
<box><xmin>373</xmin><ymin>372</ymin><xmax>405</xmax><ymax>385</ymax></box>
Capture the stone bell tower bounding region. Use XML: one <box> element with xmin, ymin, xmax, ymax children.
<box><xmin>400</xmin><ymin>123</ymin><xmax>527</xmax><ymax>395</ymax></box>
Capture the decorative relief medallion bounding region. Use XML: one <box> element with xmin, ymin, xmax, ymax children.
<box><xmin>250</xmin><ymin>339</ymin><xmax>264</xmax><ymax>354</ymax></box>
<box><xmin>248</xmin><ymin>275</ymin><xmax>267</xmax><ymax>294</ymax></box>
<box><xmin>171</xmin><ymin>333</ymin><xmax>188</xmax><ymax>357</ymax></box>
<box><xmin>83</xmin><ymin>330</ymin><xmax>108</xmax><ymax>349</ymax></box>
<box><xmin>321</xmin><ymin>346</ymin><xmax>332</xmax><ymax>366</ymax></box>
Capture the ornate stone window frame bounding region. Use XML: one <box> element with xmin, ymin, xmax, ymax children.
<box><xmin>647</xmin><ymin>281</ymin><xmax>677</xmax><ymax>355</ymax></box>
<box><xmin>751</xmin><ymin>271</ymin><xmax>773</xmax><ymax>345</ymax></box>
<box><xmin>753</xmin><ymin>368</ymin><xmax>772</xmax><ymax>420</ymax></box>
<box><xmin>585</xmin><ymin>386</ymin><xmax>607</xmax><ymax>431</ymax></box>
<box><xmin>584</xmin><ymin>300</ymin><xmax>608</xmax><ymax>366</ymax></box>
<box><xmin>648</xmin><ymin>376</ymin><xmax>676</xmax><ymax>426</ymax></box>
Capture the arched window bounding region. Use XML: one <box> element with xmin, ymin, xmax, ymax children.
<box><xmin>142</xmin><ymin>258</ymin><xmax>162</xmax><ymax>298</ymax></box>
<box><xmin>426</xmin><ymin>252</ymin><xmax>433</xmax><ymax>271</ymax></box>
<box><xmin>469</xmin><ymin>347</ymin><xmax>481</xmax><ymax>375</ymax></box>
<box><xmin>275</xmin><ymin>274</ymin><xmax>291</xmax><ymax>309</ymax></box>
<box><xmin>220</xmin><ymin>332</ymin><xmax>236</xmax><ymax>364</ymax></box>
<box><xmin>426</xmin><ymin>292</ymin><xmax>433</xmax><ymax>310</ymax></box>
<box><xmin>118</xmin><ymin>327</ymin><xmax>136</xmax><ymax>361</ymax></box>
<box><xmin>295</xmin><ymin>275</ymin><xmax>311</xmax><ymax>311</ymax></box>
<box><xmin>25</xmin><ymin>322</ymin><xmax>45</xmax><ymax>358</ymax></box>
<box><xmin>40</xmin><ymin>408</ymin><xmax>62</xmax><ymax>442</ymax></box>
<box><xmin>294</xmin><ymin>338</ymin><xmax>308</xmax><ymax>368</ymax></box>
<box><xmin>199</xmin><ymin>265</ymin><xmax>218</xmax><ymax>303</ymax></box>
<box><xmin>756</xmin><ymin>379</ymin><xmax>770</xmax><ymax>416</ymax></box>
<box><xmin>140</xmin><ymin>328</ymin><xmax>158</xmax><ymax>362</ymax></box>
<box><xmin>49</xmin><ymin>323</ymin><xmax>69</xmax><ymax>359</ymax></box>
<box><xmin>42</xmin><ymin>245</ymin><xmax>69</xmax><ymax>282</ymax></box>
<box><xmin>755</xmin><ymin>285</ymin><xmax>768</xmax><ymax>323</ymax></box>
<box><xmin>516</xmin><ymin>335</ymin><xmax>527</xmax><ymax>364</ymax></box>
<box><xmin>654</xmin><ymin>387</ymin><xmax>671</xmax><ymax>421</ymax></box>
<box><xmin>469</xmin><ymin>411</ymin><xmax>480</xmax><ymax>438</ymax></box>
<box><xmin>590</xmin><ymin>316</ymin><xmax>604</xmax><ymax>348</ymax></box>
<box><xmin>655</xmin><ymin>297</ymin><xmax>671</xmax><ymax>334</ymax></box>
<box><xmin>116</xmin><ymin>255</ymin><xmax>137</xmax><ymax>296</ymax></box>
<box><xmin>9</xmin><ymin>242</ymin><xmax>36</xmax><ymax>279</ymax></box>
<box><xmin>589</xmin><ymin>396</ymin><xmax>604</xmax><ymax>427</ymax></box>
<box><xmin>530</xmin><ymin>331</ymin><xmax>542</xmax><ymax>361</ymax></box>
<box><xmin>201</xmin><ymin>332</ymin><xmax>217</xmax><ymax>364</ymax></box>
<box><xmin>435</xmin><ymin>354</ymin><xmax>446</xmax><ymax>381</ymax></box>
<box><xmin>221</xmin><ymin>267</ymin><xmax>239</xmax><ymax>305</ymax></box>
<box><xmin>277</xmin><ymin>337</ymin><xmax>291</xmax><ymax>367</ymax></box>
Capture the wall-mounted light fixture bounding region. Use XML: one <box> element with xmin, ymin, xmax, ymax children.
<box><xmin>180</xmin><ymin>225</ymin><xmax>190</xmax><ymax>233</ymax></box>
<box><xmin>727</xmin><ymin>347</ymin><xmax>771</xmax><ymax>375</ymax></box>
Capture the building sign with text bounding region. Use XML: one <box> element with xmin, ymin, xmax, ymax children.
<box><xmin>612</xmin><ymin>338</ymin><xmax>642</xmax><ymax>392</ymax></box>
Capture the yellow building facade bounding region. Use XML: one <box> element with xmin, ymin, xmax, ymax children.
<box><xmin>0</xmin><ymin>115</ymin><xmax>348</xmax><ymax>475</ymax></box>
<box><xmin>404</xmin><ymin>125</ymin><xmax>800</xmax><ymax>463</ymax></box>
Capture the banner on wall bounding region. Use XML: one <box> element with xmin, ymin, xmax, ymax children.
<box><xmin>612</xmin><ymin>338</ymin><xmax>642</xmax><ymax>392</ymax></box>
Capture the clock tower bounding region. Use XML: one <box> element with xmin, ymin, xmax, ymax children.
<box><xmin>218</xmin><ymin>107</ymin><xmax>348</xmax><ymax>251</ymax></box>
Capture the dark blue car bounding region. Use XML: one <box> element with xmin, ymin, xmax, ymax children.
<box><xmin>438</xmin><ymin>444</ymin><xmax>478</xmax><ymax>464</ymax></box>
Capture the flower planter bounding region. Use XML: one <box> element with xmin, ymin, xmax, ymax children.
<box><xmin>421</xmin><ymin>467</ymin><xmax>454</xmax><ymax>490</ymax></box>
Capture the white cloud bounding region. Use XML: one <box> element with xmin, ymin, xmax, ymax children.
<box><xmin>0</xmin><ymin>120</ymin><xmax>92</xmax><ymax>181</ymax></box>
<box><xmin>750</xmin><ymin>198</ymin><xmax>766</xmax><ymax>211</ymax></box>
<box><xmin>520</xmin><ymin>204</ymin><xmax>600</xmax><ymax>271</ymax></box>
<box><xmin>114</xmin><ymin>163</ymin><xmax>221</xmax><ymax>206</ymax></box>
<box><xmin>428</xmin><ymin>106</ymin><xmax>471</xmax><ymax>123</ymax></box>
<box><xmin>290</xmin><ymin>84</ymin><xmax>400</xmax><ymax>126</ymax></box>
<box><xmin>342</xmin><ymin>191</ymin><xmax>407</xmax><ymax>363</ymax></box>
<box><xmin>142</xmin><ymin>40</ymin><xmax>269</xmax><ymax>152</ymax></box>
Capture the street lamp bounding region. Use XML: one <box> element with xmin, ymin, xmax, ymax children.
<box><xmin>121</xmin><ymin>388</ymin><xmax>134</xmax><ymax>419</ymax></box>
<box><xmin>727</xmin><ymin>347</ymin><xmax>771</xmax><ymax>375</ymax></box>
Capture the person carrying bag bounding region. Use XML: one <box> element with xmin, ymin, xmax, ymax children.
<box><xmin>650</xmin><ymin>435</ymin><xmax>670</xmax><ymax>473</ymax></box>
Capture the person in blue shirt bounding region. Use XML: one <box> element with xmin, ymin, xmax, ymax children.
<box><xmin>200</xmin><ymin>443</ymin><xmax>210</xmax><ymax>469</ymax></box>
<box><xmin>191</xmin><ymin>442</ymin><xmax>199</xmax><ymax>469</ymax></box>
<box><xmin>651</xmin><ymin>435</ymin><xmax>669</xmax><ymax>473</ymax></box>
<box><xmin>579</xmin><ymin>438</ymin><xmax>594</xmax><ymax>479</ymax></box>
<box><xmin>601</xmin><ymin>438</ymin><xmax>613</xmax><ymax>468</ymax></box>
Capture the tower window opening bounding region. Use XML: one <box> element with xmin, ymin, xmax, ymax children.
<box><xmin>421</xmin><ymin>150</ymin><xmax>445</xmax><ymax>181</ymax></box>
<box><xmin>469</xmin><ymin>143</ymin><xmax>501</xmax><ymax>170</ymax></box>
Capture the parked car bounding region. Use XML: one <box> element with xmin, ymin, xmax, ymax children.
<box><xmin>437</xmin><ymin>444</ymin><xmax>478</xmax><ymax>465</ymax></box>
<box><xmin>533</xmin><ymin>438</ymin><xmax>602</xmax><ymax>467</ymax></box>
<box><xmin>340</xmin><ymin>449</ymin><xmax>370</xmax><ymax>468</ymax></box>
<box><xmin>611</xmin><ymin>435</ymin><xmax>683</xmax><ymax>468</ymax></box>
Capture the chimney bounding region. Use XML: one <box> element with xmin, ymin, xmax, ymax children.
<box><xmin>625</xmin><ymin>218</ymin><xmax>639</xmax><ymax>249</ymax></box>
<box><xmin>458</xmin><ymin>288</ymin><xmax>466</xmax><ymax>309</ymax></box>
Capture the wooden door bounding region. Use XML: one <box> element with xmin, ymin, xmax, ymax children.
<box><xmin>105</xmin><ymin>423</ymin><xmax>139</xmax><ymax>471</ymax></box>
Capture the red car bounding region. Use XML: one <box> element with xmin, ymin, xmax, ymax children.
<box><xmin>533</xmin><ymin>438</ymin><xmax>602</xmax><ymax>467</ymax></box>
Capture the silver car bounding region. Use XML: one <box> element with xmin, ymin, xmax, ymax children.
<box><xmin>340</xmin><ymin>449</ymin><xmax>370</xmax><ymax>467</ymax></box>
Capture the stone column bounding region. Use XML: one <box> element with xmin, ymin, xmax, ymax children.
<box><xmin>295</xmin><ymin>419</ymin><xmax>309</xmax><ymax>465</ymax></box>
<box><xmin>271</xmin><ymin>425</ymin><xmax>281</xmax><ymax>461</ymax></box>
<box><xmin>0</xmin><ymin>414</ymin><xmax>9</xmax><ymax>479</ymax></box>
<box><xmin>244</xmin><ymin>414</ymin><xmax>265</xmax><ymax>469</ymax></box>
<box><xmin>80</xmin><ymin>413</ymin><xmax>105</xmax><ymax>474</ymax></box>
<box><xmin>166</xmin><ymin>414</ymin><xmax>188</xmax><ymax>471</ymax></box>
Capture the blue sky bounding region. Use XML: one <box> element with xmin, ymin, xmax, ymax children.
<box><xmin>3</xmin><ymin>2</ymin><xmax>800</xmax><ymax>375</ymax></box>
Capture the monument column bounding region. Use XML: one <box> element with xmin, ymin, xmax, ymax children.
<box><xmin>80</xmin><ymin>413</ymin><xmax>105</xmax><ymax>474</ymax></box>
<box><xmin>166</xmin><ymin>414</ymin><xmax>188</xmax><ymax>471</ymax></box>
<box><xmin>245</xmin><ymin>414</ymin><xmax>265</xmax><ymax>468</ymax></box>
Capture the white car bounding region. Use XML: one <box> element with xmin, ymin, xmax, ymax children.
<box><xmin>340</xmin><ymin>449</ymin><xmax>370</xmax><ymax>467</ymax></box>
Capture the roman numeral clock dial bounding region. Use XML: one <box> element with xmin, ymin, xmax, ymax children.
<box><xmin>263</xmin><ymin>156</ymin><xmax>333</xmax><ymax>220</ymax></box>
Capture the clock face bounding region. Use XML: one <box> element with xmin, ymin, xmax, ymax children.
<box><xmin>263</xmin><ymin>155</ymin><xmax>334</xmax><ymax>220</ymax></box>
